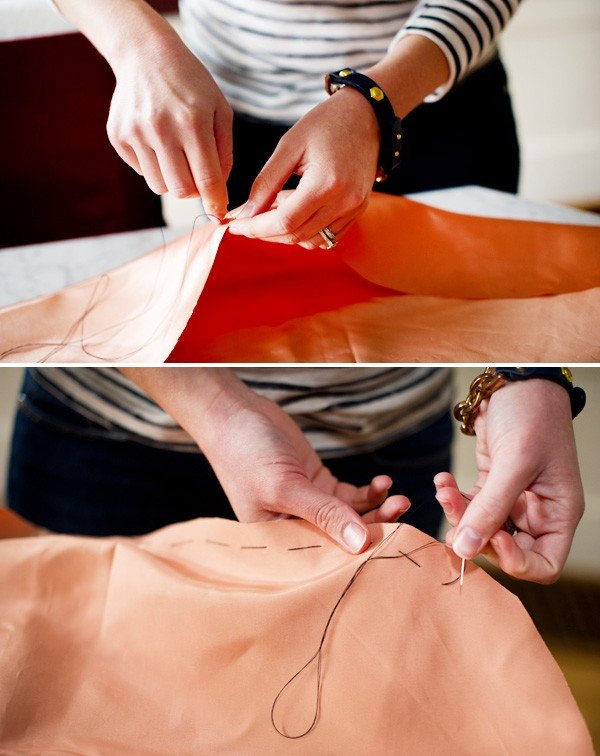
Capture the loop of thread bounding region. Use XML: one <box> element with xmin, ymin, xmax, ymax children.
<box><xmin>270</xmin><ymin>525</ymin><xmax>456</xmax><ymax>739</ymax></box>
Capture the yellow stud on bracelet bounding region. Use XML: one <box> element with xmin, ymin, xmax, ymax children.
<box><xmin>369</xmin><ymin>86</ymin><xmax>385</xmax><ymax>101</ymax></box>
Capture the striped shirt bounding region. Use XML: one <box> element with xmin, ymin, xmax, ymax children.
<box><xmin>180</xmin><ymin>0</ymin><xmax>521</xmax><ymax>122</ymax></box>
<box><xmin>32</xmin><ymin>368</ymin><xmax>453</xmax><ymax>458</ymax></box>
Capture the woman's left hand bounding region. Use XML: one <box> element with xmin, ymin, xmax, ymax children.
<box><xmin>227</xmin><ymin>86</ymin><xmax>380</xmax><ymax>249</ymax></box>
<box><xmin>434</xmin><ymin>379</ymin><xmax>585</xmax><ymax>584</ymax></box>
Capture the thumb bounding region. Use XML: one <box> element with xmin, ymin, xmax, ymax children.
<box><xmin>285</xmin><ymin>478</ymin><xmax>371</xmax><ymax>554</ymax></box>
<box><xmin>451</xmin><ymin>457</ymin><xmax>530</xmax><ymax>560</ymax></box>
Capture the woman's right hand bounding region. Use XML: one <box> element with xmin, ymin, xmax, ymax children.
<box><xmin>125</xmin><ymin>368</ymin><xmax>411</xmax><ymax>554</ymax></box>
<box><xmin>107</xmin><ymin>35</ymin><xmax>233</xmax><ymax>219</ymax></box>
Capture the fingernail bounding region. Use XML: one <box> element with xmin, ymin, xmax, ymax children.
<box><xmin>453</xmin><ymin>527</ymin><xmax>483</xmax><ymax>559</ymax></box>
<box><xmin>236</xmin><ymin>201</ymin><xmax>255</xmax><ymax>220</ymax></box>
<box><xmin>342</xmin><ymin>522</ymin><xmax>367</xmax><ymax>554</ymax></box>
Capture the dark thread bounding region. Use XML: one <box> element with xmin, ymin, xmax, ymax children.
<box><xmin>270</xmin><ymin>526</ymin><xmax>450</xmax><ymax>739</ymax></box>
<box><xmin>0</xmin><ymin>213</ymin><xmax>222</xmax><ymax>362</ymax></box>
<box><xmin>396</xmin><ymin>547</ymin><xmax>421</xmax><ymax>567</ymax></box>
<box><xmin>206</xmin><ymin>539</ymin><xmax>230</xmax><ymax>547</ymax></box>
<box><xmin>240</xmin><ymin>545</ymin><xmax>268</xmax><ymax>550</ymax></box>
<box><xmin>442</xmin><ymin>575</ymin><xmax>461</xmax><ymax>586</ymax></box>
<box><xmin>287</xmin><ymin>545</ymin><xmax>322</xmax><ymax>551</ymax></box>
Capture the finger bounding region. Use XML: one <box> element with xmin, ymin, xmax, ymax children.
<box><xmin>236</xmin><ymin>136</ymin><xmax>302</xmax><ymax>220</ymax></box>
<box><xmin>111</xmin><ymin>141</ymin><xmax>143</xmax><ymax>175</ymax></box>
<box><xmin>299</xmin><ymin>201</ymin><xmax>367</xmax><ymax>250</ymax></box>
<box><xmin>366</xmin><ymin>475</ymin><xmax>394</xmax><ymax>507</ymax></box>
<box><xmin>340</xmin><ymin>474</ymin><xmax>392</xmax><ymax>513</ymax></box>
<box><xmin>228</xmin><ymin>179</ymin><xmax>324</xmax><ymax>241</ymax></box>
<box><xmin>243</xmin><ymin>198</ymin><xmax>362</xmax><ymax>251</ymax></box>
<box><xmin>184</xmin><ymin>133</ymin><xmax>229</xmax><ymax>221</ymax></box>
<box><xmin>252</xmin><ymin>204</ymin><xmax>339</xmax><ymax>247</ymax></box>
<box><xmin>337</xmin><ymin>474</ymin><xmax>397</xmax><ymax>514</ymax></box>
<box><xmin>133</xmin><ymin>144</ymin><xmax>168</xmax><ymax>194</ymax></box>
<box><xmin>224</xmin><ymin>203</ymin><xmax>246</xmax><ymax>220</ymax></box>
<box><xmin>497</xmin><ymin>521</ymin><xmax>575</xmax><ymax>584</ymax></box>
<box><xmin>361</xmin><ymin>495</ymin><xmax>411</xmax><ymax>524</ymax></box>
<box><xmin>270</xmin><ymin>189</ymin><xmax>295</xmax><ymax>209</ymax></box>
<box><xmin>214</xmin><ymin>107</ymin><xmax>234</xmax><ymax>183</ymax></box>
<box><xmin>434</xmin><ymin>475</ymin><xmax>469</xmax><ymax>528</ymax></box>
<box><xmin>450</xmin><ymin>456</ymin><xmax>530</xmax><ymax>560</ymax></box>
<box><xmin>445</xmin><ymin>524</ymin><xmax>501</xmax><ymax>565</ymax></box>
<box><xmin>155</xmin><ymin>144</ymin><xmax>198</xmax><ymax>199</ymax></box>
<box><xmin>280</xmin><ymin>478</ymin><xmax>371</xmax><ymax>554</ymax></box>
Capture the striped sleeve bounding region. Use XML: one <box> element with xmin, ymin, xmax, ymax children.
<box><xmin>390</xmin><ymin>0</ymin><xmax>522</xmax><ymax>101</ymax></box>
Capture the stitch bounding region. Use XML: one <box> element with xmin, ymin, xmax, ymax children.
<box><xmin>206</xmin><ymin>539</ymin><xmax>230</xmax><ymax>547</ymax></box>
<box><xmin>287</xmin><ymin>545</ymin><xmax>322</xmax><ymax>551</ymax></box>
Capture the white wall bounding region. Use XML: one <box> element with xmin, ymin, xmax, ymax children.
<box><xmin>500</xmin><ymin>0</ymin><xmax>600</xmax><ymax>206</ymax></box>
<box><xmin>1</xmin><ymin>367</ymin><xmax>598</xmax><ymax>578</ymax></box>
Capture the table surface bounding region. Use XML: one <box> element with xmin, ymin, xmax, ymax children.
<box><xmin>1</xmin><ymin>186</ymin><xmax>598</xmax><ymax>310</ymax></box>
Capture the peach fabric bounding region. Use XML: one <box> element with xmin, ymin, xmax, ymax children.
<box><xmin>0</xmin><ymin>516</ymin><xmax>592</xmax><ymax>754</ymax></box>
<box><xmin>1</xmin><ymin>192</ymin><xmax>598</xmax><ymax>362</ymax></box>
<box><xmin>0</xmin><ymin>223</ymin><xmax>226</xmax><ymax>363</ymax></box>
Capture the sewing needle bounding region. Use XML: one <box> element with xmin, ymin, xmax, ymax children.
<box><xmin>458</xmin><ymin>490</ymin><xmax>472</xmax><ymax>587</ymax></box>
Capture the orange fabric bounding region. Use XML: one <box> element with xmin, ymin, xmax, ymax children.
<box><xmin>180</xmin><ymin>287</ymin><xmax>600</xmax><ymax>362</ymax></box>
<box><xmin>337</xmin><ymin>194</ymin><xmax>600</xmax><ymax>298</ymax></box>
<box><xmin>0</xmin><ymin>517</ymin><xmax>592</xmax><ymax>754</ymax></box>
<box><xmin>1</xmin><ymin>192</ymin><xmax>598</xmax><ymax>363</ymax></box>
<box><xmin>169</xmin><ymin>195</ymin><xmax>600</xmax><ymax>362</ymax></box>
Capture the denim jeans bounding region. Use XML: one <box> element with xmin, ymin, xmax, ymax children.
<box><xmin>8</xmin><ymin>370</ymin><xmax>452</xmax><ymax>538</ymax></box>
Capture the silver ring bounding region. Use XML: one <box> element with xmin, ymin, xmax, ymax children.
<box><xmin>318</xmin><ymin>226</ymin><xmax>337</xmax><ymax>249</ymax></box>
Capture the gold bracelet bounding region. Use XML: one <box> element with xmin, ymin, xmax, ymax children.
<box><xmin>453</xmin><ymin>367</ymin><xmax>506</xmax><ymax>436</ymax></box>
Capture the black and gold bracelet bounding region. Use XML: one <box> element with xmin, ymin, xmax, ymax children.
<box><xmin>453</xmin><ymin>367</ymin><xmax>586</xmax><ymax>436</ymax></box>
<box><xmin>324</xmin><ymin>68</ymin><xmax>402</xmax><ymax>182</ymax></box>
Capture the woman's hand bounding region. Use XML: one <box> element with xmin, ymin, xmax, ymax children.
<box><xmin>434</xmin><ymin>379</ymin><xmax>584</xmax><ymax>583</ymax></box>
<box><xmin>108</xmin><ymin>37</ymin><xmax>233</xmax><ymax>218</ymax></box>
<box><xmin>54</xmin><ymin>0</ymin><xmax>233</xmax><ymax>219</ymax></box>
<box><xmin>227</xmin><ymin>86</ymin><xmax>380</xmax><ymax>249</ymax></box>
<box><xmin>202</xmin><ymin>389</ymin><xmax>410</xmax><ymax>552</ymax></box>
<box><xmin>226</xmin><ymin>35</ymin><xmax>450</xmax><ymax>249</ymax></box>
<box><xmin>125</xmin><ymin>368</ymin><xmax>410</xmax><ymax>553</ymax></box>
